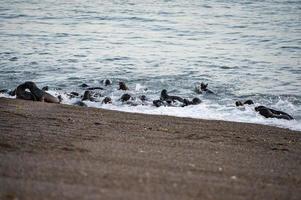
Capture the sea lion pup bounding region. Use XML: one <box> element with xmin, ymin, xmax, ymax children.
<box><xmin>255</xmin><ymin>106</ymin><xmax>294</xmax><ymax>120</ymax></box>
<box><xmin>139</xmin><ymin>95</ymin><xmax>147</xmax><ymax>102</ymax></box>
<box><xmin>118</xmin><ymin>82</ymin><xmax>129</xmax><ymax>90</ymax></box>
<box><xmin>102</xmin><ymin>97</ymin><xmax>112</xmax><ymax>104</ymax></box>
<box><xmin>120</xmin><ymin>93</ymin><xmax>131</xmax><ymax>102</ymax></box>
<box><xmin>101</xmin><ymin>79</ymin><xmax>112</xmax><ymax>86</ymax></box>
<box><xmin>195</xmin><ymin>82</ymin><xmax>214</xmax><ymax>94</ymax></box>
<box><xmin>153</xmin><ymin>100</ymin><xmax>165</xmax><ymax>107</ymax></box>
<box><xmin>82</xmin><ymin>90</ymin><xmax>98</xmax><ymax>102</ymax></box>
<box><xmin>235</xmin><ymin>100</ymin><xmax>254</xmax><ymax>106</ymax></box>
<box><xmin>160</xmin><ymin>89</ymin><xmax>184</xmax><ymax>103</ymax></box>
<box><xmin>182</xmin><ymin>97</ymin><xmax>202</xmax><ymax>107</ymax></box>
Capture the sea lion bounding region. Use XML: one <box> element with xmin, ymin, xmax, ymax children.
<box><xmin>195</xmin><ymin>82</ymin><xmax>214</xmax><ymax>94</ymax></box>
<box><xmin>102</xmin><ymin>97</ymin><xmax>112</xmax><ymax>104</ymax></box>
<box><xmin>15</xmin><ymin>81</ymin><xmax>59</xmax><ymax>103</ymax></box>
<box><xmin>102</xmin><ymin>79</ymin><xmax>112</xmax><ymax>86</ymax></box>
<box><xmin>139</xmin><ymin>95</ymin><xmax>147</xmax><ymax>102</ymax></box>
<box><xmin>182</xmin><ymin>97</ymin><xmax>202</xmax><ymax>107</ymax></box>
<box><xmin>153</xmin><ymin>100</ymin><xmax>165</xmax><ymax>107</ymax></box>
<box><xmin>236</xmin><ymin>100</ymin><xmax>254</xmax><ymax>106</ymax></box>
<box><xmin>26</xmin><ymin>82</ymin><xmax>60</xmax><ymax>103</ymax></box>
<box><xmin>120</xmin><ymin>93</ymin><xmax>131</xmax><ymax>102</ymax></box>
<box><xmin>160</xmin><ymin>89</ymin><xmax>184</xmax><ymax>103</ymax></box>
<box><xmin>15</xmin><ymin>82</ymin><xmax>36</xmax><ymax>101</ymax></box>
<box><xmin>82</xmin><ymin>90</ymin><xmax>98</xmax><ymax>102</ymax></box>
<box><xmin>70</xmin><ymin>92</ymin><xmax>79</xmax><ymax>96</ymax></box>
<box><xmin>255</xmin><ymin>106</ymin><xmax>294</xmax><ymax>120</ymax></box>
<box><xmin>118</xmin><ymin>82</ymin><xmax>129</xmax><ymax>90</ymax></box>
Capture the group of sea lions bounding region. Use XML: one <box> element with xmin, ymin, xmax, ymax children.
<box><xmin>235</xmin><ymin>99</ymin><xmax>294</xmax><ymax>120</ymax></box>
<box><xmin>2</xmin><ymin>81</ymin><xmax>61</xmax><ymax>103</ymax></box>
<box><xmin>0</xmin><ymin>81</ymin><xmax>294</xmax><ymax>121</ymax></box>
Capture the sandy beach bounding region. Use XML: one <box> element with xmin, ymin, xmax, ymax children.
<box><xmin>0</xmin><ymin>97</ymin><xmax>300</xmax><ymax>200</ymax></box>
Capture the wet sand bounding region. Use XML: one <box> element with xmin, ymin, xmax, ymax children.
<box><xmin>0</xmin><ymin>97</ymin><xmax>300</xmax><ymax>200</ymax></box>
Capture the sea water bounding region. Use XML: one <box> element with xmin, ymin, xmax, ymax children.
<box><xmin>0</xmin><ymin>0</ymin><xmax>300</xmax><ymax>131</ymax></box>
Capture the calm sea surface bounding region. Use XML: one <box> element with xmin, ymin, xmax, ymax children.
<box><xmin>0</xmin><ymin>0</ymin><xmax>300</xmax><ymax>130</ymax></box>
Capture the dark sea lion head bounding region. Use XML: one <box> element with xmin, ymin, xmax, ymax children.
<box><xmin>120</xmin><ymin>93</ymin><xmax>131</xmax><ymax>102</ymax></box>
<box><xmin>183</xmin><ymin>99</ymin><xmax>190</xmax><ymax>106</ymax></box>
<box><xmin>160</xmin><ymin>89</ymin><xmax>168</xmax><ymax>100</ymax></box>
<box><xmin>201</xmin><ymin>82</ymin><xmax>208</xmax><ymax>91</ymax></box>
<box><xmin>24</xmin><ymin>81</ymin><xmax>37</xmax><ymax>90</ymax></box>
<box><xmin>244</xmin><ymin>100</ymin><xmax>254</xmax><ymax>105</ymax></box>
<box><xmin>139</xmin><ymin>95</ymin><xmax>147</xmax><ymax>101</ymax></box>
<box><xmin>119</xmin><ymin>82</ymin><xmax>128</xmax><ymax>90</ymax></box>
<box><xmin>102</xmin><ymin>97</ymin><xmax>112</xmax><ymax>104</ymax></box>
<box><xmin>255</xmin><ymin>106</ymin><xmax>266</xmax><ymax>112</ymax></box>
<box><xmin>103</xmin><ymin>79</ymin><xmax>112</xmax><ymax>86</ymax></box>
<box><xmin>82</xmin><ymin>90</ymin><xmax>92</xmax><ymax>101</ymax></box>
<box><xmin>153</xmin><ymin>100</ymin><xmax>163</xmax><ymax>107</ymax></box>
<box><xmin>235</xmin><ymin>101</ymin><xmax>243</xmax><ymax>107</ymax></box>
<box><xmin>192</xmin><ymin>97</ymin><xmax>202</xmax><ymax>105</ymax></box>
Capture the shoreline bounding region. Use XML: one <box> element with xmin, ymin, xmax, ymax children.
<box><xmin>0</xmin><ymin>97</ymin><xmax>300</xmax><ymax>200</ymax></box>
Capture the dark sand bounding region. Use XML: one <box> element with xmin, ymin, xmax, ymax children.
<box><xmin>0</xmin><ymin>97</ymin><xmax>300</xmax><ymax>200</ymax></box>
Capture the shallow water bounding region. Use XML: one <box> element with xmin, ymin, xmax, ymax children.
<box><xmin>0</xmin><ymin>0</ymin><xmax>300</xmax><ymax>131</ymax></box>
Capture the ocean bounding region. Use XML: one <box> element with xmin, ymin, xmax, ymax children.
<box><xmin>0</xmin><ymin>0</ymin><xmax>300</xmax><ymax>131</ymax></box>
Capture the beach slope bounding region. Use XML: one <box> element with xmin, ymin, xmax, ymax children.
<box><xmin>0</xmin><ymin>97</ymin><xmax>300</xmax><ymax>200</ymax></box>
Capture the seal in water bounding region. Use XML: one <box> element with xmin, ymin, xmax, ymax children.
<box><xmin>118</xmin><ymin>82</ymin><xmax>129</xmax><ymax>90</ymax></box>
<box><xmin>255</xmin><ymin>106</ymin><xmax>294</xmax><ymax>120</ymax></box>
<box><xmin>120</xmin><ymin>93</ymin><xmax>131</xmax><ymax>102</ymax></box>
<box><xmin>82</xmin><ymin>90</ymin><xmax>98</xmax><ymax>102</ymax></box>
<box><xmin>102</xmin><ymin>97</ymin><xmax>112</xmax><ymax>104</ymax></box>
<box><xmin>153</xmin><ymin>100</ymin><xmax>165</xmax><ymax>107</ymax></box>
<box><xmin>102</xmin><ymin>79</ymin><xmax>112</xmax><ymax>86</ymax></box>
<box><xmin>195</xmin><ymin>82</ymin><xmax>214</xmax><ymax>94</ymax></box>
<box><xmin>160</xmin><ymin>89</ymin><xmax>184</xmax><ymax>103</ymax></box>
<box><xmin>235</xmin><ymin>100</ymin><xmax>254</xmax><ymax>106</ymax></box>
<box><xmin>182</xmin><ymin>97</ymin><xmax>202</xmax><ymax>107</ymax></box>
<box><xmin>139</xmin><ymin>95</ymin><xmax>147</xmax><ymax>102</ymax></box>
